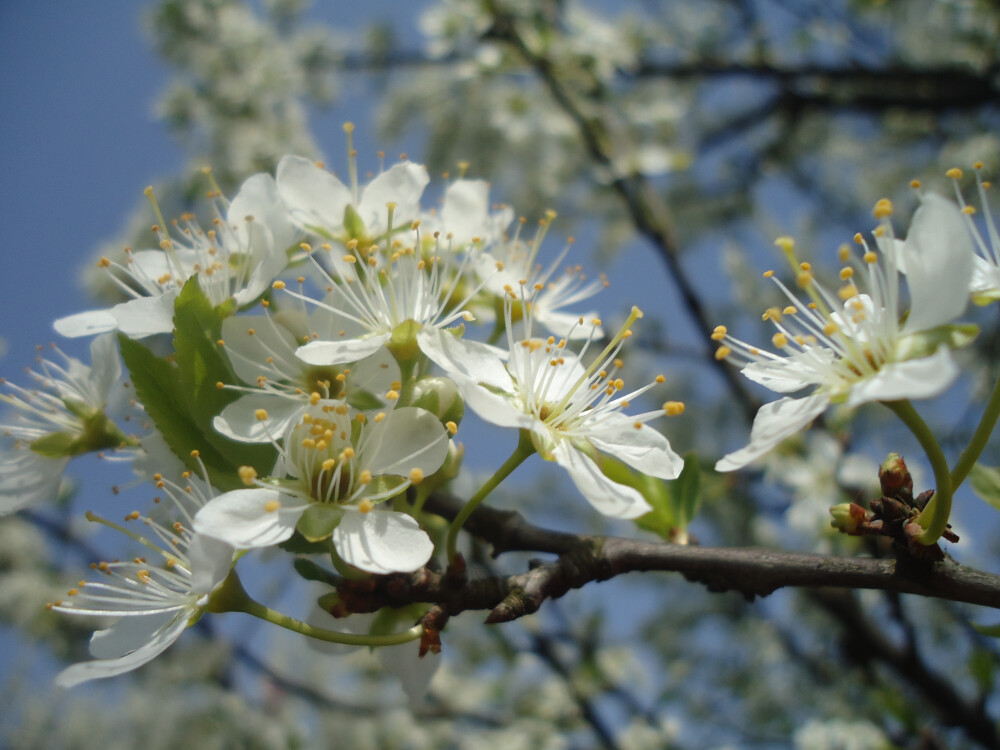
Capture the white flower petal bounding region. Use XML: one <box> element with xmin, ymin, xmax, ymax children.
<box><xmin>552</xmin><ymin>441</ymin><xmax>652</xmax><ymax>519</ymax></box>
<box><xmin>89</xmin><ymin>611</ymin><xmax>180</xmax><ymax>659</ymax></box>
<box><xmin>214</xmin><ymin>396</ymin><xmax>304</xmax><ymax>443</ymax></box>
<box><xmin>56</xmin><ymin>614</ymin><xmax>188</xmax><ymax>688</ymax></box>
<box><xmin>902</xmin><ymin>193</ymin><xmax>974</xmax><ymax>333</ymax></box>
<box><xmin>296</xmin><ymin>334</ymin><xmax>391</xmax><ymax>366</ymax></box>
<box><xmin>377</xmin><ymin>642</ymin><xmax>440</xmax><ymax>705</ymax></box>
<box><xmin>229</xmin><ymin>172</ymin><xmax>296</xmax><ymax>252</ymax></box>
<box><xmin>357</xmin><ymin>162</ymin><xmax>430</xmax><ymax>232</ymax></box>
<box><xmin>846</xmin><ymin>345</ymin><xmax>959</xmax><ymax>407</ymax></box>
<box><xmin>111</xmin><ymin>294</ymin><xmax>177</xmax><ymax>339</ymax></box>
<box><xmin>366</xmin><ymin>407</ymin><xmax>449</xmax><ymax>476</ymax></box>
<box><xmin>221</xmin><ymin>314</ymin><xmax>298</xmax><ymax>384</ymax></box>
<box><xmin>276</xmin><ymin>155</ymin><xmax>353</xmax><ymax>235</ymax></box>
<box><xmin>715</xmin><ymin>393</ymin><xmax>830</xmax><ymax>472</ymax></box>
<box><xmin>53</xmin><ymin>309</ymin><xmax>118</xmax><ymax>338</ymax></box>
<box><xmin>741</xmin><ymin>350</ymin><xmax>831</xmax><ymax>393</ymax></box>
<box><xmin>440</xmin><ymin>179</ymin><xmax>490</xmax><ymax>246</ymax></box>
<box><xmin>87</xmin><ymin>333</ymin><xmax>122</xmax><ymax>400</ymax></box>
<box><xmin>417</xmin><ymin>328</ymin><xmax>512</xmax><ymax>390</ymax></box>
<box><xmin>193</xmin><ymin>488</ymin><xmax>306</xmax><ymax>549</ymax></box>
<box><xmin>186</xmin><ymin>534</ymin><xmax>235</xmax><ymax>595</ymax></box>
<box><xmin>0</xmin><ymin>452</ymin><xmax>68</xmax><ymax>515</ymax></box>
<box><xmin>586</xmin><ymin>415</ymin><xmax>684</xmax><ymax>480</ymax></box>
<box><xmin>535</xmin><ymin>309</ymin><xmax>603</xmax><ymax>340</ymax></box>
<box><xmin>332</xmin><ymin>510</ymin><xmax>433</xmax><ymax>574</ymax></box>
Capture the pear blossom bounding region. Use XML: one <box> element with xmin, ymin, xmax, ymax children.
<box><xmin>213</xmin><ymin>300</ymin><xmax>401</xmax><ymax>442</ymax></box>
<box><xmin>282</xmin><ymin>221</ymin><xmax>492</xmax><ymax>371</ymax></box>
<box><xmin>714</xmin><ymin>194</ymin><xmax>974</xmax><ymax>472</ymax></box>
<box><xmin>276</xmin><ymin>147</ymin><xmax>429</xmax><ymax>248</ymax></box>
<box><xmin>473</xmin><ymin>211</ymin><xmax>608</xmax><ymax>340</ymax></box>
<box><xmin>0</xmin><ymin>334</ymin><xmax>125</xmax><ymax>514</ymax></box>
<box><xmin>54</xmin><ymin>172</ymin><xmax>296</xmax><ymax>339</ymax></box>
<box><xmin>945</xmin><ymin>164</ymin><xmax>1000</xmax><ymax>305</ymax></box>
<box><xmin>194</xmin><ymin>401</ymin><xmax>449</xmax><ymax>574</ymax></box>
<box><xmin>50</xmin><ymin>488</ymin><xmax>234</xmax><ymax>686</ymax></box>
<box><xmin>421</xmin><ymin>296</ymin><xmax>684</xmax><ymax>519</ymax></box>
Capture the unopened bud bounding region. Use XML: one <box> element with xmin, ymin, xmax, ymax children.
<box><xmin>405</xmin><ymin>376</ymin><xmax>465</xmax><ymax>428</ymax></box>
<box><xmin>830</xmin><ymin>502</ymin><xmax>869</xmax><ymax>535</ymax></box>
<box><xmin>879</xmin><ymin>453</ymin><xmax>913</xmax><ymax>501</ymax></box>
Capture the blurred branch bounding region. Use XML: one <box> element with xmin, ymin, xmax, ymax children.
<box><xmin>812</xmin><ymin>589</ymin><xmax>1000</xmax><ymax>749</ymax></box>
<box><xmin>484</xmin><ymin>0</ymin><xmax>761</xmax><ymax>423</ymax></box>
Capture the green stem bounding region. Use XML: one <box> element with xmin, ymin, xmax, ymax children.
<box><xmin>951</xmin><ymin>370</ymin><xmax>1000</xmax><ymax>490</ymax></box>
<box><xmin>446</xmin><ymin>430</ymin><xmax>535</xmax><ymax>562</ymax></box>
<box><xmin>883</xmin><ymin>399</ymin><xmax>953</xmax><ymax>546</ymax></box>
<box><xmin>209</xmin><ymin>571</ymin><xmax>423</xmax><ymax>647</ymax></box>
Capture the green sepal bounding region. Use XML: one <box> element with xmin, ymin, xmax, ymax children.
<box><xmin>347</xmin><ymin>388</ymin><xmax>385</xmax><ymax>412</ymax></box>
<box><xmin>316</xmin><ymin>591</ymin><xmax>342</xmax><ymax>613</ymax></box>
<box><xmin>278</xmin><ymin>531</ymin><xmax>331</xmax><ymax>555</ymax></box>
<box><xmin>896</xmin><ymin>323</ymin><xmax>979</xmax><ymax>360</ymax></box>
<box><xmin>673</xmin><ymin>454</ymin><xmax>702</xmax><ymax>530</ymax></box>
<box><xmin>297</xmin><ymin>503</ymin><xmax>344</xmax><ymax>542</ymax></box>
<box><xmin>973</xmin><ymin>290</ymin><xmax>1000</xmax><ymax>306</ymax></box>
<box><xmin>172</xmin><ymin>276</ymin><xmax>277</xmax><ymax>477</ymax></box>
<box><xmin>294</xmin><ymin>557</ymin><xmax>340</xmax><ymax>586</ymax></box>
<box><xmin>973</xmin><ymin>621</ymin><xmax>1000</xmax><ymax>638</ymax></box>
<box><xmin>970</xmin><ymin>463</ymin><xmax>1000</xmax><ymax>512</ymax></box>
<box><xmin>343</xmin><ymin>204</ymin><xmax>366</xmax><ymax>241</ymax></box>
<box><xmin>29</xmin><ymin>432</ymin><xmax>80</xmax><ymax>458</ymax></box>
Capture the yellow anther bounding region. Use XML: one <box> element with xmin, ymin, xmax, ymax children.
<box><xmin>711</xmin><ymin>325</ymin><xmax>728</xmax><ymax>341</ymax></box>
<box><xmin>974</xmin><ymin>161</ymin><xmax>984</xmax><ymax>170</ymax></box>
<box><xmin>97</xmin><ymin>256</ymin><xmax>112</xmax><ymax>268</ymax></box>
<box><xmin>840</xmin><ymin>267</ymin><xmax>854</xmax><ymax>280</ymax></box>
<box><xmin>67</xmin><ymin>588</ymin><xmax>79</xmax><ymax>596</ymax></box>
<box><xmin>946</xmin><ymin>167</ymin><xmax>964</xmax><ymax>180</ymax></box>
<box><xmin>663</xmin><ymin>401</ymin><xmax>685</xmax><ymax>416</ymax></box>
<box><xmin>853</xmin><ymin>233</ymin><xmax>864</xmax><ymax>245</ymax></box>
<box><xmin>774</xmin><ymin>236</ymin><xmax>795</xmax><ymax>253</ymax></box>
<box><xmin>446</xmin><ymin>420</ymin><xmax>458</xmax><ymax>435</ymax></box>
<box><xmin>239</xmin><ymin>466</ymin><xmax>258</xmax><ymax>486</ymax></box>
<box><xmin>872</xmin><ymin>198</ymin><xmax>893</xmax><ymax>218</ymax></box>
<box><xmin>591</xmin><ymin>318</ymin><xmax>602</xmax><ymax>327</ymax></box>
<box><xmin>783</xmin><ymin>306</ymin><xmax>797</xmax><ymax>315</ymax></box>
<box><xmin>322</xmin><ymin>458</ymin><xmax>336</xmax><ymax>471</ymax></box>
<box><xmin>310</xmin><ymin>392</ymin><xmax>321</xmax><ymax>405</ymax></box>
<box><xmin>762</xmin><ymin>307</ymin><xmax>782</xmax><ymax>322</ymax></box>
<box><xmin>838</xmin><ymin>284</ymin><xmax>859</xmax><ymax>300</ymax></box>
<box><xmin>410</xmin><ymin>468</ymin><xmax>425</xmax><ymax>485</ymax></box>
<box><xmin>359</xmin><ymin>469</ymin><xmax>372</xmax><ymax>484</ymax></box>
<box><xmin>340</xmin><ymin>447</ymin><xmax>355</xmax><ymax>460</ymax></box>
<box><xmin>301</xmin><ymin>438</ymin><xmax>316</xmax><ymax>449</ymax></box>
<box><xmin>763</xmin><ymin>270</ymin><xmax>775</xmax><ymax>278</ymax></box>
<box><xmin>655</xmin><ymin>374</ymin><xmax>665</xmax><ymax>384</ymax></box>
<box><xmin>796</xmin><ymin>270</ymin><xmax>813</xmax><ymax>288</ymax></box>
<box><xmin>255</xmin><ymin>408</ymin><xmax>269</xmax><ymax>421</ymax></box>
<box><xmin>343</xmin><ymin>254</ymin><xmax>358</xmax><ymax>263</ymax></box>
<box><xmin>772</xmin><ymin>333</ymin><xmax>789</xmax><ymax>348</ymax></box>
<box><xmin>962</xmin><ymin>205</ymin><xmax>977</xmax><ymax>215</ymax></box>
<box><xmin>823</xmin><ymin>321</ymin><xmax>839</xmax><ymax>336</ymax></box>
<box><xmin>358</xmin><ymin>498</ymin><xmax>375</xmax><ymax>514</ymax></box>
<box><xmin>126</xmin><ymin>510</ymin><xmax>141</xmax><ymax>521</ymax></box>
<box><xmin>864</xmin><ymin>251</ymin><xmax>877</xmax><ymax>264</ymax></box>
<box><xmin>910</xmin><ymin>179</ymin><xmax>922</xmax><ymax>189</ymax></box>
<box><xmin>613</xmin><ymin>378</ymin><xmax>625</xmax><ymax>391</ymax></box>
<box><xmin>264</xmin><ymin>500</ymin><xmax>281</xmax><ymax>513</ymax></box>
<box><xmin>633</xmin><ymin>421</ymin><xmax>643</xmax><ymax>430</ymax></box>
<box><xmin>190</xmin><ymin>449</ymin><xmax>200</xmax><ymax>458</ymax></box>
<box><xmin>386</xmin><ymin>389</ymin><xmax>400</xmax><ymax>400</ymax></box>
<box><xmin>374</xmin><ymin>412</ymin><xmax>386</xmax><ymax>423</ymax></box>
<box><xmin>272</xmin><ymin>280</ymin><xmax>286</xmax><ymax>290</ymax></box>
<box><xmin>715</xmin><ymin>346</ymin><xmax>732</xmax><ymax>360</ymax></box>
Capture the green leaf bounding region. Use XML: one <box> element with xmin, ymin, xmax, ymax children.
<box><xmin>970</xmin><ymin>464</ymin><xmax>1000</xmax><ymax>513</ymax></box>
<box><xmin>297</xmin><ymin>503</ymin><xmax>343</xmax><ymax>542</ymax></box>
<box><xmin>602</xmin><ymin>456</ymin><xmax>676</xmax><ymax>540</ymax></box>
<box><xmin>973</xmin><ymin>621</ymin><xmax>1000</xmax><ymax>638</ymax></box>
<box><xmin>172</xmin><ymin>276</ymin><xmax>276</xmax><ymax>476</ymax></box>
<box><xmin>674</xmin><ymin>453</ymin><xmax>702</xmax><ymax>529</ymax></box>
<box><xmin>119</xmin><ymin>333</ymin><xmax>240</xmax><ymax>490</ymax></box>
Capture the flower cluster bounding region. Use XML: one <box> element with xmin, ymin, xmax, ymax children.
<box><xmin>11</xmin><ymin>133</ymin><xmax>684</xmax><ymax>685</ymax></box>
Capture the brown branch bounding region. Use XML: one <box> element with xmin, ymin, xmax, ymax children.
<box><xmin>322</xmin><ymin>493</ymin><xmax>1000</xmax><ymax>627</ymax></box>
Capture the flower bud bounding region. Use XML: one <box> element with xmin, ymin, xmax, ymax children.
<box><xmin>879</xmin><ymin>453</ymin><xmax>912</xmax><ymax>501</ymax></box>
<box><xmin>829</xmin><ymin>502</ymin><xmax>868</xmax><ymax>535</ymax></box>
<box><xmin>405</xmin><ymin>376</ymin><xmax>465</xmax><ymax>428</ymax></box>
